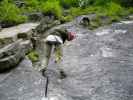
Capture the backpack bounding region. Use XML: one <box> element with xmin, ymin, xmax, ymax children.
<box><xmin>68</xmin><ymin>32</ymin><xmax>76</xmax><ymax>41</ymax></box>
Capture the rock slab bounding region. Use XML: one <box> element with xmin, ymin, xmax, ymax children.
<box><xmin>0</xmin><ymin>40</ymin><xmax>32</xmax><ymax>72</ymax></box>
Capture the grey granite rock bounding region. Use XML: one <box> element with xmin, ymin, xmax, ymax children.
<box><xmin>0</xmin><ymin>19</ymin><xmax>133</xmax><ymax>100</ymax></box>
<box><xmin>0</xmin><ymin>40</ymin><xmax>32</xmax><ymax>72</ymax></box>
<box><xmin>0</xmin><ymin>23</ymin><xmax>39</xmax><ymax>48</ymax></box>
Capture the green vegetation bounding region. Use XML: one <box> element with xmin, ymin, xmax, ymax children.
<box><xmin>113</xmin><ymin>0</ymin><xmax>133</xmax><ymax>7</ymax></box>
<box><xmin>60</xmin><ymin>0</ymin><xmax>79</xmax><ymax>8</ymax></box>
<box><xmin>0</xmin><ymin>0</ymin><xmax>27</xmax><ymax>24</ymax></box>
<box><xmin>27</xmin><ymin>50</ymin><xmax>39</xmax><ymax>62</ymax></box>
<box><xmin>41</xmin><ymin>0</ymin><xmax>62</xmax><ymax>18</ymax></box>
<box><xmin>0</xmin><ymin>0</ymin><xmax>132</xmax><ymax>26</ymax></box>
<box><xmin>22</xmin><ymin>0</ymin><xmax>40</xmax><ymax>13</ymax></box>
<box><xmin>129</xmin><ymin>7</ymin><xmax>133</xmax><ymax>13</ymax></box>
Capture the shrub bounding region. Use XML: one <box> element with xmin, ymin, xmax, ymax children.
<box><xmin>0</xmin><ymin>0</ymin><xmax>27</xmax><ymax>24</ymax></box>
<box><xmin>69</xmin><ymin>6</ymin><xmax>102</xmax><ymax>17</ymax></box>
<box><xmin>105</xmin><ymin>2</ymin><xmax>126</xmax><ymax>16</ymax></box>
<box><xmin>78</xmin><ymin>0</ymin><xmax>95</xmax><ymax>8</ymax></box>
<box><xmin>23</xmin><ymin>0</ymin><xmax>40</xmax><ymax>12</ymax></box>
<box><xmin>0</xmin><ymin>0</ymin><xmax>132</xmax><ymax>26</ymax></box>
<box><xmin>60</xmin><ymin>0</ymin><xmax>79</xmax><ymax>8</ymax></box>
<box><xmin>95</xmin><ymin>0</ymin><xmax>111</xmax><ymax>5</ymax></box>
<box><xmin>69</xmin><ymin>7</ymin><xmax>82</xmax><ymax>17</ymax></box>
<box><xmin>41</xmin><ymin>0</ymin><xmax>62</xmax><ymax>18</ymax></box>
<box><xmin>113</xmin><ymin>0</ymin><xmax>133</xmax><ymax>7</ymax></box>
<box><xmin>128</xmin><ymin>7</ymin><xmax>133</xmax><ymax>13</ymax></box>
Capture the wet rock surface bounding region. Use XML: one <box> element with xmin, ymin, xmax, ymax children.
<box><xmin>0</xmin><ymin>58</ymin><xmax>47</xmax><ymax>100</ymax></box>
<box><xmin>58</xmin><ymin>20</ymin><xmax>133</xmax><ymax>100</ymax></box>
<box><xmin>0</xmin><ymin>20</ymin><xmax>133</xmax><ymax>100</ymax></box>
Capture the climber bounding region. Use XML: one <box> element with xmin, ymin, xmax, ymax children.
<box><xmin>37</xmin><ymin>27</ymin><xmax>76</xmax><ymax>79</ymax></box>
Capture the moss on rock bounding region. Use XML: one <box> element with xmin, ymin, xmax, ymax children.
<box><xmin>27</xmin><ymin>50</ymin><xmax>39</xmax><ymax>62</ymax></box>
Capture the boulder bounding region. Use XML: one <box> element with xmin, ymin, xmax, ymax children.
<box><xmin>80</xmin><ymin>16</ymin><xmax>90</xmax><ymax>27</ymax></box>
<box><xmin>128</xmin><ymin>15</ymin><xmax>133</xmax><ymax>20</ymax></box>
<box><xmin>0</xmin><ymin>39</ymin><xmax>33</xmax><ymax>72</ymax></box>
<box><xmin>78</xmin><ymin>15</ymin><xmax>91</xmax><ymax>27</ymax></box>
<box><xmin>0</xmin><ymin>23</ymin><xmax>39</xmax><ymax>48</ymax></box>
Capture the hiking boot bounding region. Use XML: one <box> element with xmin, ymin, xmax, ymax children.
<box><xmin>59</xmin><ymin>70</ymin><xmax>67</xmax><ymax>79</ymax></box>
<box><xmin>40</xmin><ymin>69</ymin><xmax>47</xmax><ymax>77</ymax></box>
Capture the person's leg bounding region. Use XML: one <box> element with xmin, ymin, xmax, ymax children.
<box><xmin>54</xmin><ymin>44</ymin><xmax>63</xmax><ymax>63</ymax></box>
<box><xmin>54</xmin><ymin>44</ymin><xmax>67</xmax><ymax>79</ymax></box>
<box><xmin>39</xmin><ymin>42</ymin><xmax>53</xmax><ymax>76</ymax></box>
